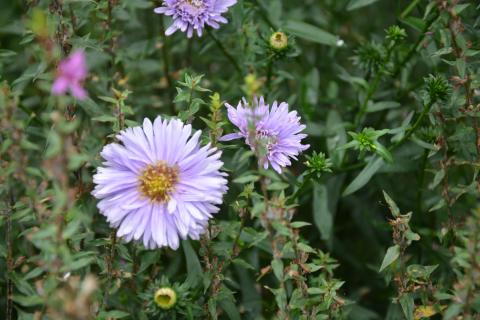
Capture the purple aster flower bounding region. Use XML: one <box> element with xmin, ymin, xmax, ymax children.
<box><xmin>52</xmin><ymin>50</ymin><xmax>88</xmax><ymax>100</ymax></box>
<box><xmin>154</xmin><ymin>0</ymin><xmax>237</xmax><ymax>38</ymax></box>
<box><xmin>221</xmin><ymin>97</ymin><xmax>309</xmax><ymax>173</ymax></box>
<box><xmin>92</xmin><ymin>117</ymin><xmax>228</xmax><ymax>250</ymax></box>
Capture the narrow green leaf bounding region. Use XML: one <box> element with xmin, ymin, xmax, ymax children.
<box><xmin>313</xmin><ymin>183</ymin><xmax>333</xmax><ymax>242</ymax></box>
<box><xmin>233</xmin><ymin>175</ymin><xmax>259</xmax><ymax>184</ymax></box>
<box><xmin>271</xmin><ymin>259</ymin><xmax>284</xmax><ymax>280</ymax></box>
<box><xmin>347</xmin><ymin>0</ymin><xmax>380</xmax><ymax>11</ymax></box>
<box><xmin>382</xmin><ymin>191</ymin><xmax>400</xmax><ymax>217</ymax></box>
<box><xmin>343</xmin><ymin>157</ymin><xmax>384</xmax><ymax>196</ymax></box>
<box><xmin>183</xmin><ymin>240</ymin><xmax>203</xmax><ymax>288</ymax></box>
<box><xmin>284</xmin><ymin>20</ymin><xmax>339</xmax><ymax>46</ymax></box>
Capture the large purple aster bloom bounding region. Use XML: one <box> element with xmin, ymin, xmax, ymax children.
<box><xmin>221</xmin><ymin>97</ymin><xmax>309</xmax><ymax>173</ymax></box>
<box><xmin>154</xmin><ymin>0</ymin><xmax>237</xmax><ymax>38</ymax></box>
<box><xmin>92</xmin><ymin>117</ymin><xmax>228</xmax><ymax>250</ymax></box>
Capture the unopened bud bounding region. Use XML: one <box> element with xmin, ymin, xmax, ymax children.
<box><xmin>154</xmin><ymin>287</ymin><xmax>177</xmax><ymax>310</ymax></box>
<box><xmin>269</xmin><ymin>31</ymin><xmax>288</xmax><ymax>51</ymax></box>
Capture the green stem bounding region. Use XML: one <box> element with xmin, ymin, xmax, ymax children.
<box><xmin>251</xmin><ymin>0</ymin><xmax>276</xmax><ymax>28</ymax></box>
<box><xmin>392</xmin><ymin>10</ymin><xmax>440</xmax><ymax>77</ymax></box>
<box><xmin>207</xmin><ymin>30</ymin><xmax>242</xmax><ymax>74</ymax></box>
<box><xmin>355</xmin><ymin>44</ymin><xmax>394</xmax><ymax>126</ymax></box>
<box><xmin>416</xmin><ymin>149</ymin><xmax>428</xmax><ymax>216</ymax></box>
<box><xmin>389</xmin><ymin>100</ymin><xmax>434</xmax><ymax>152</ymax></box>
<box><xmin>266</xmin><ymin>59</ymin><xmax>273</xmax><ymax>90</ymax></box>
<box><xmin>159</xmin><ymin>16</ymin><xmax>176</xmax><ymax>114</ymax></box>
<box><xmin>6</xmin><ymin>192</ymin><xmax>14</xmax><ymax>320</ymax></box>
<box><xmin>287</xmin><ymin>172</ymin><xmax>313</xmax><ymax>204</ymax></box>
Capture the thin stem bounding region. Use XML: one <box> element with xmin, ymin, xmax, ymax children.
<box><xmin>266</xmin><ymin>59</ymin><xmax>273</xmax><ymax>91</ymax></box>
<box><xmin>159</xmin><ymin>16</ymin><xmax>176</xmax><ymax>114</ymax></box>
<box><xmin>251</xmin><ymin>0</ymin><xmax>275</xmax><ymax>28</ymax></box>
<box><xmin>207</xmin><ymin>30</ymin><xmax>242</xmax><ymax>74</ymax></box>
<box><xmin>415</xmin><ymin>149</ymin><xmax>428</xmax><ymax>216</ymax></box>
<box><xmin>355</xmin><ymin>43</ymin><xmax>394</xmax><ymax>126</ymax></box>
<box><xmin>390</xmin><ymin>100</ymin><xmax>434</xmax><ymax>151</ymax></box>
<box><xmin>101</xmin><ymin>230</ymin><xmax>117</xmax><ymax>309</ymax></box>
<box><xmin>392</xmin><ymin>10</ymin><xmax>440</xmax><ymax>78</ymax></box>
<box><xmin>400</xmin><ymin>0</ymin><xmax>422</xmax><ymax>19</ymax></box>
<box><xmin>287</xmin><ymin>172</ymin><xmax>313</xmax><ymax>204</ymax></box>
<box><xmin>6</xmin><ymin>192</ymin><xmax>14</xmax><ymax>320</ymax></box>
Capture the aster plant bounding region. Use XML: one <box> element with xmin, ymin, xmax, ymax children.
<box><xmin>154</xmin><ymin>0</ymin><xmax>237</xmax><ymax>38</ymax></box>
<box><xmin>92</xmin><ymin>117</ymin><xmax>228</xmax><ymax>250</ymax></box>
<box><xmin>221</xmin><ymin>97</ymin><xmax>309</xmax><ymax>173</ymax></box>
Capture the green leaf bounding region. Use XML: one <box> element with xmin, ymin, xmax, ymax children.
<box><xmin>379</xmin><ymin>245</ymin><xmax>400</xmax><ymax>272</ymax></box>
<box><xmin>233</xmin><ymin>175</ymin><xmax>259</xmax><ymax>184</ymax></box>
<box><xmin>407</xmin><ymin>264</ymin><xmax>438</xmax><ymax>280</ymax></box>
<box><xmin>183</xmin><ymin>240</ymin><xmax>203</xmax><ymax>288</ymax></box>
<box><xmin>266</xmin><ymin>182</ymin><xmax>289</xmax><ymax>190</ymax></box>
<box><xmin>284</xmin><ymin>20</ymin><xmax>339</xmax><ymax>46</ymax></box>
<box><xmin>92</xmin><ymin>115</ymin><xmax>117</xmax><ymax>123</ymax></box>
<box><xmin>97</xmin><ymin>96</ymin><xmax>118</xmax><ymax>104</ymax></box>
<box><xmin>347</xmin><ymin>0</ymin><xmax>380</xmax><ymax>11</ymax></box>
<box><xmin>12</xmin><ymin>294</ymin><xmax>43</xmax><ymax>307</ymax></box>
<box><xmin>290</xmin><ymin>221</ymin><xmax>311</xmax><ymax>228</ymax></box>
<box><xmin>219</xmin><ymin>299</ymin><xmax>241</xmax><ymax>320</ymax></box>
<box><xmin>382</xmin><ymin>191</ymin><xmax>400</xmax><ymax>217</ymax></box>
<box><xmin>232</xmin><ymin>258</ymin><xmax>255</xmax><ymax>270</ymax></box>
<box><xmin>98</xmin><ymin>310</ymin><xmax>130</xmax><ymax>319</ymax></box>
<box><xmin>297</xmin><ymin>242</ymin><xmax>316</xmax><ymax>253</ymax></box>
<box><xmin>399</xmin><ymin>294</ymin><xmax>414</xmax><ymax>320</ymax></box>
<box><xmin>313</xmin><ymin>183</ymin><xmax>333</xmax><ymax>242</ymax></box>
<box><xmin>367</xmin><ymin>101</ymin><xmax>401</xmax><ymax>113</ymax></box>
<box><xmin>343</xmin><ymin>157</ymin><xmax>384</xmax><ymax>196</ymax></box>
<box><xmin>326</xmin><ymin>110</ymin><xmax>347</xmax><ymax>167</ymax></box>
<box><xmin>271</xmin><ymin>258</ymin><xmax>284</xmax><ymax>280</ymax></box>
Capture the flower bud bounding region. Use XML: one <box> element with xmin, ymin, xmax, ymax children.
<box><xmin>269</xmin><ymin>31</ymin><xmax>288</xmax><ymax>51</ymax></box>
<box><xmin>154</xmin><ymin>287</ymin><xmax>177</xmax><ymax>310</ymax></box>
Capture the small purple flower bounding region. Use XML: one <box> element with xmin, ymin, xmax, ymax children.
<box><xmin>154</xmin><ymin>0</ymin><xmax>237</xmax><ymax>38</ymax></box>
<box><xmin>92</xmin><ymin>117</ymin><xmax>228</xmax><ymax>250</ymax></box>
<box><xmin>221</xmin><ymin>97</ymin><xmax>309</xmax><ymax>173</ymax></box>
<box><xmin>52</xmin><ymin>50</ymin><xmax>88</xmax><ymax>100</ymax></box>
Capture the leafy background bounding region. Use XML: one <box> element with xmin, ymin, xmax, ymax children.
<box><xmin>1</xmin><ymin>0</ymin><xmax>479</xmax><ymax>319</ymax></box>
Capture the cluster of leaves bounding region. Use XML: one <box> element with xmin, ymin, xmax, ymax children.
<box><xmin>1</xmin><ymin>0</ymin><xmax>480</xmax><ymax>320</ymax></box>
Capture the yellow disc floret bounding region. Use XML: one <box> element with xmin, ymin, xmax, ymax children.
<box><xmin>139</xmin><ymin>162</ymin><xmax>179</xmax><ymax>203</ymax></box>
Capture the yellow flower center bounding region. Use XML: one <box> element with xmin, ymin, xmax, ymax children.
<box><xmin>139</xmin><ymin>162</ymin><xmax>179</xmax><ymax>203</ymax></box>
<box><xmin>154</xmin><ymin>287</ymin><xmax>177</xmax><ymax>309</ymax></box>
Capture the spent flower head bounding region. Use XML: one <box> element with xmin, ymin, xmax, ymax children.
<box><xmin>92</xmin><ymin>116</ymin><xmax>228</xmax><ymax>250</ymax></box>
<box><xmin>154</xmin><ymin>0</ymin><xmax>237</xmax><ymax>38</ymax></box>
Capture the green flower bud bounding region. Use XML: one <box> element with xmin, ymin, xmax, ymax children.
<box><xmin>269</xmin><ymin>31</ymin><xmax>288</xmax><ymax>51</ymax></box>
<box><xmin>424</xmin><ymin>74</ymin><xmax>450</xmax><ymax>103</ymax></box>
<box><xmin>154</xmin><ymin>287</ymin><xmax>177</xmax><ymax>310</ymax></box>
